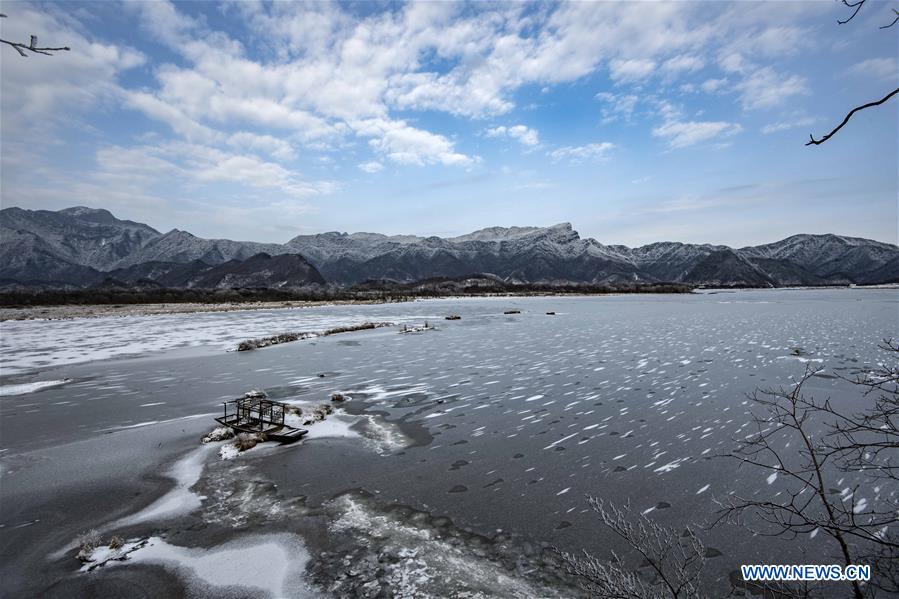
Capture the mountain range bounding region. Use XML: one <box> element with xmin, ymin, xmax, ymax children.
<box><xmin>1</xmin><ymin>206</ymin><xmax>897</xmax><ymax>289</ymax></box>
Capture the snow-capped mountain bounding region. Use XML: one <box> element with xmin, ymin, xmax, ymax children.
<box><xmin>0</xmin><ymin>206</ymin><xmax>159</xmax><ymax>272</ymax></box>
<box><xmin>1</xmin><ymin>207</ymin><xmax>897</xmax><ymax>288</ymax></box>
<box><xmin>111</xmin><ymin>229</ymin><xmax>283</xmax><ymax>269</ymax></box>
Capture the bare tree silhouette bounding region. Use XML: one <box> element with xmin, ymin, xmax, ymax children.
<box><xmin>554</xmin><ymin>497</ymin><xmax>707</xmax><ymax>599</ymax></box>
<box><xmin>836</xmin><ymin>0</ymin><xmax>899</xmax><ymax>28</ymax></box>
<box><xmin>0</xmin><ymin>14</ymin><xmax>70</xmax><ymax>57</ymax></box>
<box><xmin>807</xmin><ymin>1</ymin><xmax>899</xmax><ymax>145</ymax></box>
<box><xmin>561</xmin><ymin>341</ymin><xmax>898</xmax><ymax>597</ymax></box>
<box><xmin>715</xmin><ymin>343</ymin><xmax>899</xmax><ymax>597</ymax></box>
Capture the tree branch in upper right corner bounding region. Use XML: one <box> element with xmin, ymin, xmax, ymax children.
<box><xmin>806</xmin><ymin>87</ymin><xmax>899</xmax><ymax>146</ymax></box>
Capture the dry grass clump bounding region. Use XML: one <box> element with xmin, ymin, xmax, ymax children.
<box><xmin>301</xmin><ymin>403</ymin><xmax>334</xmax><ymax>425</ymax></box>
<box><xmin>235</xmin><ymin>432</ymin><xmax>266</xmax><ymax>451</ymax></box>
<box><xmin>76</xmin><ymin>529</ymin><xmax>102</xmax><ymax>561</ymax></box>
<box><xmin>323</xmin><ymin>322</ymin><xmax>388</xmax><ymax>335</ymax></box>
<box><xmin>202</xmin><ymin>426</ymin><xmax>235</xmax><ymax>443</ymax></box>
<box><xmin>237</xmin><ymin>322</ymin><xmax>392</xmax><ymax>351</ymax></box>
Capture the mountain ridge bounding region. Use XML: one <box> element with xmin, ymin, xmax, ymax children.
<box><xmin>1</xmin><ymin>206</ymin><xmax>896</xmax><ymax>288</ymax></box>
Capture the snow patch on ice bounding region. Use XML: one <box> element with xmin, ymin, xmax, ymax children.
<box><xmin>82</xmin><ymin>534</ymin><xmax>312</xmax><ymax>598</ymax></box>
<box><xmin>291</xmin><ymin>411</ymin><xmax>360</xmax><ymax>441</ymax></box>
<box><xmin>0</xmin><ymin>307</ymin><xmax>425</xmax><ymax>376</ymax></box>
<box><xmin>219</xmin><ymin>444</ymin><xmax>239</xmax><ymax>460</ymax></box>
<box><xmin>284</xmin><ymin>403</ymin><xmax>410</xmax><ymax>455</ymax></box>
<box><xmin>0</xmin><ymin>379</ymin><xmax>70</xmax><ymax>396</ymax></box>
<box><xmin>113</xmin><ymin>445</ymin><xmax>215</xmax><ymax>527</ymax></box>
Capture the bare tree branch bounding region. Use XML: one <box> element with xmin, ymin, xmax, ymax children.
<box><xmin>807</xmin><ymin>1</ymin><xmax>898</xmax><ymax>145</ymax></box>
<box><xmin>806</xmin><ymin>88</ymin><xmax>899</xmax><ymax>146</ymax></box>
<box><xmin>561</xmin><ymin>341</ymin><xmax>898</xmax><ymax>597</ymax></box>
<box><xmin>717</xmin><ymin>343</ymin><xmax>899</xmax><ymax>597</ymax></box>
<box><xmin>838</xmin><ymin>0</ymin><xmax>868</xmax><ymax>25</ymax></box>
<box><xmin>554</xmin><ymin>497</ymin><xmax>707</xmax><ymax>599</ymax></box>
<box><xmin>0</xmin><ymin>14</ymin><xmax>71</xmax><ymax>57</ymax></box>
<box><xmin>882</xmin><ymin>8</ymin><xmax>899</xmax><ymax>28</ymax></box>
<box><xmin>836</xmin><ymin>0</ymin><xmax>898</xmax><ymax>27</ymax></box>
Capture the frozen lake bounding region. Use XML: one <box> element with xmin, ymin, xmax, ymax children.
<box><xmin>1</xmin><ymin>288</ymin><xmax>896</xmax><ymax>597</ymax></box>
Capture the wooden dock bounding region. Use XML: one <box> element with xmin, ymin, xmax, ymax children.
<box><xmin>215</xmin><ymin>394</ymin><xmax>307</xmax><ymax>443</ymax></box>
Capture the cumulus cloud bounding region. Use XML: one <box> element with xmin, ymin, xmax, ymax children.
<box><xmin>123</xmin><ymin>91</ymin><xmax>220</xmax><ymax>143</ymax></box>
<box><xmin>549</xmin><ymin>142</ymin><xmax>616</xmax><ymax>162</ymax></box>
<box><xmin>103</xmin><ymin>142</ymin><xmax>336</xmax><ymax>198</ymax></box>
<box><xmin>485</xmin><ymin>125</ymin><xmax>540</xmax><ymax>146</ymax></box>
<box><xmin>716</xmin><ymin>51</ymin><xmax>807</xmax><ymax>110</ymax></box>
<box><xmin>609</xmin><ymin>58</ymin><xmax>656</xmax><ymax>83</ymax></box>
<box><xmin>761</xmin><ymin>116</ymin><xmax>815</xmax><ymax>134</ymax></box>
<box><xmin>843</xmin><ymin>57</ymin><xmax>898</xmax><ymax>82</ymax></box>
<box><xmin>227</xmin><ymin>132</ymin><xmax>296</xmax><ymax>162</ymax></box>
<box><xmin>734</xmin><ymin>66</ymin><xmax>808</xmax><ymax>110</ymax></box>
<box><xmin>358</xmin><ymin>161</ymin><xmax>384</xmax><ymax>173</ymax></box>
<box><xmin>596</xmin><ymin>92</ymin><xmax>639</xmax><ymax>123</ymax></box>
<box><xmin>355</xmin><ymin>119</ymin><xmax>476</xmax><ymax>167</ymax></box>
<box><xmin>662</xmin><ymin>54</ymin><xmax>704</xmax><ymax>73</ymax></box>
<box><xmin>652</xmin><ymin>119</ymin><xmax>743</xmax><ymax>148</ymax></box>
<box><xmin>700</xmin><ymin>78</ymin><xmax>729</xmax><ymax>93</ymax></box>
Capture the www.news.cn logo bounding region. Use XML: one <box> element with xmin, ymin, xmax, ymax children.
<box><xmin>741</xmin><ymin>564</ymin><xmax>871</xmax><ymax>582</ymax></box>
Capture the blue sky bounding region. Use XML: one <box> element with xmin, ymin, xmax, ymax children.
<box><xmin>1</xmin><ymin>1</ymin><xmax>896</xmax><ymax>246</ymax></box>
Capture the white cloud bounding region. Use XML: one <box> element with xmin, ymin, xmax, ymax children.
<box><xmin>761</xmin><ymin>116</ymin><xmax>815</xmax><ymax>134</ymax></box>
<box><xmin>609</xmin><ymin>58</ymin><xmax>656</xmax><ymax>83</ymax></box>
<box><xmin>719</xmin><ymin>52</ymin><xmax>749</xmax><ymax>74</ymax></box>
<box><xmin>485</xmin><ymin>125</ymin><xmax>540</xmax><ymax>146</ymax></box>
<box><xmin>724</xmin><ymin>25</ymin><xmax>810</xmax><ymax>60</ymax></box>
<box><xmin>549</xmin><ymin>142</ymin><xmax>615</xmax><ymax>162</ymax></box>
<box><xmin>662</xmin><ymin>54</ymin><xmax>704</xmax><ymax>73</ymax></box>
<box><xmin>355</xmin><ymin>118</ymin><xmax>476</xmax><ymax>167</ymax></box>
<box><xmin>716</xmin><ymin>51</ymin><xmax>807</xmax><ymax>110</ymax></box>
<box><xmin>96</xmin><ymin>142</ymin><xmax>336</xmax><ymax>199</ymax></box>
<box><xmin>227</xmin><ymin>132</ymin><xmax>296</xmax><ymax>161</ymax></box>
<box><xmin>654</xmin><ymin>99</ymin><xmax>682</xmax><ymax>122</ymax></box>
<box><xmin>57</xmin><ymin>2</ymin><xmax>821</xmax><ymax>162</ymax></box>
<box><xmin>358</xmin><ymin>161</ymin><xmax>384</xmax><ymax>173</ymax></box>
<box><xmin>844</xmin><ymin>57</ymin><xmax>898</xmax><ymax>82</ymax></box>
<box><xmin>734</xmin><ymin>66</ymin><xmax>808</xmax><ymax>110</ymax></box>
<box><xmin>653</xmin><ymin>120</ymin><xmax>742</xmax><ymax>148</ymax></box>
<box><xmin>700</xmin><ymin>78</ymin><xmax>728</xmax><ymax>93</ymax></box>
<box><xmin>596</xmin><ymin>92</ymin><xmax>639</xmax><ymax>123</ymax></box>
<box><xmin>123</xmin><ymin>91</ymin><xmax>220</xmax><ymax>143</ymax></box>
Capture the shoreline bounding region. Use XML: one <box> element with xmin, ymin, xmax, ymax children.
<box><xmin>2</xmin><ymin>284</ymin><xmax>894</xmax><ymax>322</ymax></box>
<box><xmin>0</xmin><ymin>292</ymin><xmax>680</xmax><ymax>322</ymax></box>
<box><xmin>0</xmin><ymin>298</ymin><xmax>402</xmax><ymax>322</ymax></box>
